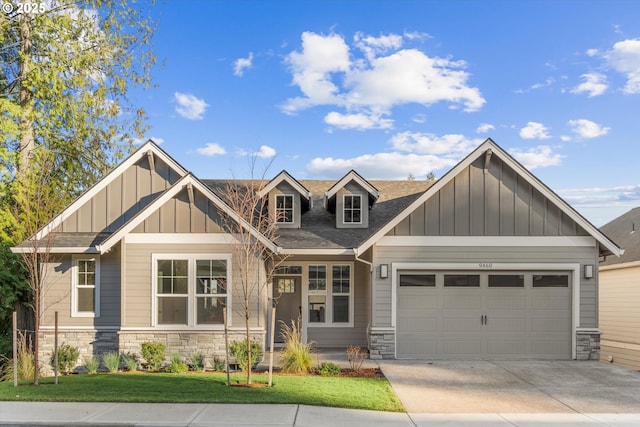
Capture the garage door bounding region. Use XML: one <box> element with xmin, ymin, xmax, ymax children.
<box><xmin>397</xmin><ymin>271</ymin><xmax>571</xmax><ymax>359</ymax></box>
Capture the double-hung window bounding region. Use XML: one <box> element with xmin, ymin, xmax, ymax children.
<box><xmin>306</xmin><ymin>264</ymin><xmax>352</xmax><ymax>326</ymax></box>
<box><xmin>72</xmin><ymin>256</ymin><xmax>100</xmax><ymax>317</ymax></box>
<box><xmin>343</xmin><ymin>195</ymin><xmax>362</xmax><ymax>224</ymax></box>
<box><xmin>154</xmin><ymin>255</ymin><xmax>230</xmax><ymax>327</ymax></box>
<box><xmin>275</xmin><ymin>194</ymin><xmax>294</xmax><ymax>223</ymax></box>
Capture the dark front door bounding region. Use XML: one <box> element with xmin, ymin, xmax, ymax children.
<box><xmin>273</xmin><ymin>276</ymin><xmax>301</xmax><ymax>343</ymax></box>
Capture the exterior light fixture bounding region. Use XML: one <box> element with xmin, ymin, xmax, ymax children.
<box><xmin>380</xmin><ymin>264</ymin><xmax>388</xmax><ymax>279</ymax></box>
<box><xmin>584</xmin><ymin>265</ymin><xmax>594</xmax><ymax>279</ymax></box>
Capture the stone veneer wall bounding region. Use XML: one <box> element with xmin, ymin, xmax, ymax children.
<box><xmin>38</xmin><ymin>329</ymin><xmax>266</xmax><ymax>375</ymax></box>
<box><xmin>576</xmin><ymin>330</ymin><xmax>601</xmax><ymax>360</ymax></box>
<box><xmin>368</xmin><ymin>329</ymin><xmax>395</xmax><ymax>359</ymax></box>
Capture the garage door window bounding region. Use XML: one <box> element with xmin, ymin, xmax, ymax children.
<box><xmin>533</xmin><ymin>274</ymin><xmax>569</xmax><ymax>287</ymax></box>
<box><xmin>400</xmin><ymin>274</ymin><xmax>435</xmax><ymax>287</ymax></box>
<box><xmin>444</xmin><ymin>274</ymin><xmax>480</xmax><ymax>287</ymax></box>
<box><xmin>488</xmin><ymin>274</ymin><xmax>524</xmax><ymax>287</ymax></box>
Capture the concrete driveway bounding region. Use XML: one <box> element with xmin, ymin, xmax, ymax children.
<box><xmin>378</xmin><ymin>360</ymin><xmax>640</xmax><ymax>414</ymax></box>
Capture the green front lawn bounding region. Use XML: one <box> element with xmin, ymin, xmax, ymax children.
<box><xmin>0</xmin><ymin>372</ymin><xmax>404</xmax><ymax>412</ymax></box>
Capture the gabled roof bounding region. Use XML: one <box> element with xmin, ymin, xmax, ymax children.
<box><xmin>257</xmin><ymin>170</ymin><xmax>312</xmax><ymax>211</ymax></box>
<box><xmin>600</xmin><ymin>207</ymin><xmax>639</xmax><ymax>266</ymax></box>
<box><xmin>356</xmin><ymin>138</ymin><xmax>624</xmax><ymax>257</ymax></box>
<box><xmin>33</xmin><ymin>140</ymin><xmax>187</xmax><ymax>241</ymax></box>
<box><xmin>325</xmin><ymin>170</ymin><xmax>380</xmax><ymax>209</ymax></box>
<box><xmin>97</xmin><ymin>173</ymin><xmax>279</xmax><ymax>254</ymax></box>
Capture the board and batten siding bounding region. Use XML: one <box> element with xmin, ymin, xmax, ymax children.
<box><xmin>57</xmin><ymin>156</ymin><xmax>180</xmax><ymax>233</ymax></box>
<box><xmin>391</xmin><ymin>156</ymin><xmax>589</xmax><ymax>238</ymax></box>
<box><xmin>131</xmin><ymin>187</ymin><xmax>225</xmax><ymax>233</ymax></box>
<box><xmin>372</xmin><ymin>245</ymin><xmax>598</xmax><ymax>328</ymax></box>
<box><xmin>122</xmin><ymin>243</ymin><xmax>266</xmax><ymax>329</ymax></box>
<box><xmin>306</xmin><ymin>259</ymin><xmax>371</xmax><ymax>347</ymax></box>
<box><xmin>41</xmin><ymin>244</ymin><xmax>121</xmax><ymax>327</ymax></box>
<box><xmin>599</xmin><ymin>264</ymin><xmax>640</xmax><ymax>370</ymax></box>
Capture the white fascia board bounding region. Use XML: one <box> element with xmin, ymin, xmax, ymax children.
<box><xmin>325</xmin><ymin>170</ymin><xmax>380</xmax><ymax>201</ymax></box>
<box><xmin>279</xmin><ymin>248</ymin><xmax>355</xmax><ymax>255</ymax></box>
<box><xmin>34</xmin><ymin>141</ymin><xmax>187</xmax><ymax>241</ymax></box>
<box><xmin>378</xmin><ymin>235</ymin><xmax>597</xmax><ymax>247</ymax></box>
<box><xmin>257</xmin><ymin>171</ymin><xmax>312</xmax><ymax>201</ymax></box>
<box><xmin>357</xmin><ymin>138</ymin><xmax>623</xmax><ymax>258</ymax></box>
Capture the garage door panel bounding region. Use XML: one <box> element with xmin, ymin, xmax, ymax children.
<box><xmin>397</xmin><ymin>270</ymin><xmax>572</xmax><ymax>360</ymax></box>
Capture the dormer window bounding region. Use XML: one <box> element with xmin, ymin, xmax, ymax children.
<box><xmin>276</xmin><ymin>194</ymin><xmax>294</xmax><ymax>223</ymax></box>
<box><xmin>343</xmin><ymin>195</ymin><xmax>362</xmax><ymax>224</ymax></box>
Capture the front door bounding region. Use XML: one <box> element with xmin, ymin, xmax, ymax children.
<box><xmin>273</xmin><ymin>276</ymin><xmax>301</xmax><ymax>343</ymax></box>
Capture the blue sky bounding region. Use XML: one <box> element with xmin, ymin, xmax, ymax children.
<box><xmin>130</xmin><ymin>0</ymin><xmax>640</xmax><ymax>227</ymax></box>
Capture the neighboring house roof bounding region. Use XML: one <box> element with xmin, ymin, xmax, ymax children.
<box><xmin>356</xmin><ymin>138</ymin><xmax>623</xmax><ymax>257</ymax></box>
<box><xmin>600</xmin><ymin>207</ymin><xmax>640</xmax><ymax>266</ymax></box>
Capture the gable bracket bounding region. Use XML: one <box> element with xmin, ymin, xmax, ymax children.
<box><xmin>186</xmin><ymin>182</ymin><xmax>194</xmax><ymax>206</ymax></box>
<box><xmin>147</xmin><ymin>150</ymin><xmax>155</xmax><ymax>175</ymax></box>
<box><xmin>483</xmin><ymin>149</ymin><xmax>493</xmax><ymax>175</ymax></box>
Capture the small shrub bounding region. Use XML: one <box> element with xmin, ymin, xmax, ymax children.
<box><xmin>213</xmin><ymin>356</ymin><xmax>225</xmax><ymax>372</ymax></box>
<box><xmin>141</xmin><ymin>342</ymin><xmax>166</xmax><ymax>371</ymax></box>
<box><xmin>122</xmin><ymin>353</ymin><xmax>138</xmax><ymax>371</ymax></box>
<box><xmin>318</xmin><ymin>361</ymin><xmax>341</xmax><ymax>376</ymax></box>
<box><xmin>229</xmin><ymin>339</ymin><xmax>262</xmax><ymax>372</ymax></box>
<box><xmin>190</xmin><ymin>352</ymin><xmax>205</xmax><ymax>371</ymax></box>
<box><xmin>50</xmin><ymin>343</ymin><xmax>80</xmax><ymax>375</ymax></box>
<box><xmin>83</xmin><ymin>355</ymin><xmax>100</xmax><ymax>374</ymax></box>
<box><xmin>2</xmin><ymin>332</ymin><xmax>37</xmax><ymax>381</ymax></box>
<box><xmin>346</xmin><ymin>345</ymin><xmax>366</xmax><ymax>372</ymax></box>
<box><xmin>279</xmin><ymin>318</ymin><xmax>314</xmax><ymax>374</ymax></box>
<box><xmin>165</xmin><ymin>353</ymin><xmax>188</xmax><ymax>373</ymax></box>
<box><xmin>102</xmin><ymin>351</ymin><xmax>121</xmax><ymax>373</ymax></box>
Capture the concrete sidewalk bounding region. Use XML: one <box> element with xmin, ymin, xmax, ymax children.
<box><xmin>2</xmin><ymin>402</ymin><xmax>640</xmax><ymax>426</ymax></box>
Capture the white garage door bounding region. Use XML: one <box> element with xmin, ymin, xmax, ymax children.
<box><xmin>397</xmin><ymin>271</ymin><xmax>571</xmax><ymax>359</ymax></box>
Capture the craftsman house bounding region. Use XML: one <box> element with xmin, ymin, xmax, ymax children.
<box><xmin>14</xmin><ymin>138</ymin><xmax>622</xmax><ymax>367</ymax></box>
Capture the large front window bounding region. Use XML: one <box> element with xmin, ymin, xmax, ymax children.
<box><xmin>307</xmin><ymin>264</ymin><xmax>352</xmax><ymax>325</ymax></box>
<box><xmin>154</xmin><ymin>255</ymin><xmax>230</xmax><ymax>327</ymax></box>
<box><xmin>275</xmin><ymin>194</ymin><xmax>294</xmax><ymax>223</ymax></box>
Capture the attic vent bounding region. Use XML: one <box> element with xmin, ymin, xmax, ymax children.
<box><xmin>632</xmin><ymin>222</ymin><xmax>636</xmax><ymax>234</ymax></box>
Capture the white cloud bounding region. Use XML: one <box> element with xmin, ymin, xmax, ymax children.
<box><xmin>324</xmin><ymin>111</ymin><xmax>393</xmax><ymax>130</ymax></box>
<box><xmin>509</xmin><ymin>145</ymin><xmax>563</xmax><ymax>170</ymax></box>
<box><xmin>476</xmin><ymin>123</ymin><xmax>495</xmax><ymax>134</ymax></box>
<box><xmin>567</xmin><ymin>119</ymin><xmax>610</xmax><ymax>139</ymax></box>
<box><xmin>559</xmin><ymin>184</ymin><xmax>640</xmax><ymax>207</ymax></box>
<box><xmin>390</xmin><ymin>132</ymin><xmax>477</xmax><ymax>156</ymax></box>
<box><xmin>196</xmin><ymin>143</ymin><xmax>226</xmax><ymax>156</ymax></box>
<box><xmin>571</xmin><ymin>73</ymin><xmax>608</xmax><ymax>97</ymax></box>
<box><xmin>132</xmin><ymin>136</ymin><xmax>164</xmax><ymax>146</ymax></box>
<box><xmin>174</xmin><ymin>92</ymin><xmax>208</xmax><ymax>120</ymax></box>
<box><xmin>519</xmin><ymin>122</ymin><xmax>551</xmax><ymax>140</ymax></box>
<box><xmin>307</xmin><ymin>152</ymin><xmax>457</xmax><ymax>179</ymax></box>
<box><xmin>239</xmin><ymin>145</ymin><xmax>277</xmax><ymax>159</ymax></box>
<box><xmin>604</xmin><ymin>39</ymin><xmax>640</xmax><ymax>94</ymax></box>
<box><xmin>586</xmin><ymin>48</ymin><xmax>599</xmax><ymax>57</ymax></box>
<box><xmin>233</xmin><ymin>52</ymin><xmax>254</xmax><ymax>77</ymax></box>
<box><xmin>283</xmin><ymin>31</ymin><xmax>485</xmax><ymax>127</ymax></box>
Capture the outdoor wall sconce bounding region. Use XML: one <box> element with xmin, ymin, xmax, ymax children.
<box><xmin>584</xmin><ymin>264</ymin><xmax>594</xmax><ymax>279</ymax></box>
<box><xmin>380</xmin><ymin>264</ymin><xmax>388</xmax><ymax>279</ymax></box>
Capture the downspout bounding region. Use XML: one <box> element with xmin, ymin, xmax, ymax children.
<box><xmin>353</xmin><ymin>247</ymin><xmax>373</xmax><ymax>349</ymax></box>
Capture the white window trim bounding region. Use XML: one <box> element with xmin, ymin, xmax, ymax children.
<box><xmin>275</xmin><ymin>194</ymin><xmax>294</xmax><ymax>224</ymax></box>
<box><xmin>343</xmin><ymin>194</ymin><xmax>363</xmax><ymax>225</ymax></box>
<box><xmin>151</xmin><ymin>253</ymin><xmax>232</xmax><ymax>329</ymax></box>
<box><xmin>304</xmin><ymin>263</ymin><xmax>354</xmax><ymax>329</ymax></box>
<box><xmin>71</xmin><ymin>255</ymin><xmax>100</xmax><ymax>318</ymax></box>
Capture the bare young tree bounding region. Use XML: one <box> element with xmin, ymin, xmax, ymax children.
<box><xmin>9</xmin><ymin>150</ymin><xmax>65</xmax><ymax>385</ymax></box>
<box><xmin>220</xmin><ymin>169</ymin><xmax>287</xmax><ymax>385</ymax></box>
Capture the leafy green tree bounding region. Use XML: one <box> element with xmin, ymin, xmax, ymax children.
<box><xmin>0</xmin><ymin>0</ymin><xmax>157</xmax><ymax>383</ymax></box>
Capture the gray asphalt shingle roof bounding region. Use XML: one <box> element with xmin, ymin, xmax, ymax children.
<box><xmin>15</xmin><ymin>232</ymin><xmax>109</xmax><ymax>251</ymax></box>
<box><xmin>600</xmin><ymin>207</ymin><xmax>640</xmax><ymax>266</ymax></box>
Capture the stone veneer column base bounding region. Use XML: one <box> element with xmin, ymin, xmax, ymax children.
<box><xmin>576</xmin><ymin>329</ymin><xmax>601</xmax><ymax>360</ymax></box>
<box><xmin>368</xmin><ymin>328</ymin><xmax>395</xmax><ymax>359</ymax></box>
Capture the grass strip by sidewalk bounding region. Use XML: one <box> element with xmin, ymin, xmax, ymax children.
<box><xmin>0</xmin><ymin>372</ymin><xmax>404</xmax><ymax>412</ymax></box>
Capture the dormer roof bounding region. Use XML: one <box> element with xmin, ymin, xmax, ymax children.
<box><xmin>324</xmin><ymin>169</ymin><xmax>380</xmax><ymax>211</ymax></box>
<box><xmin>258</xmin><ymin>170</ymin><xmax>312</xmax><ymax>211</ymax></box>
